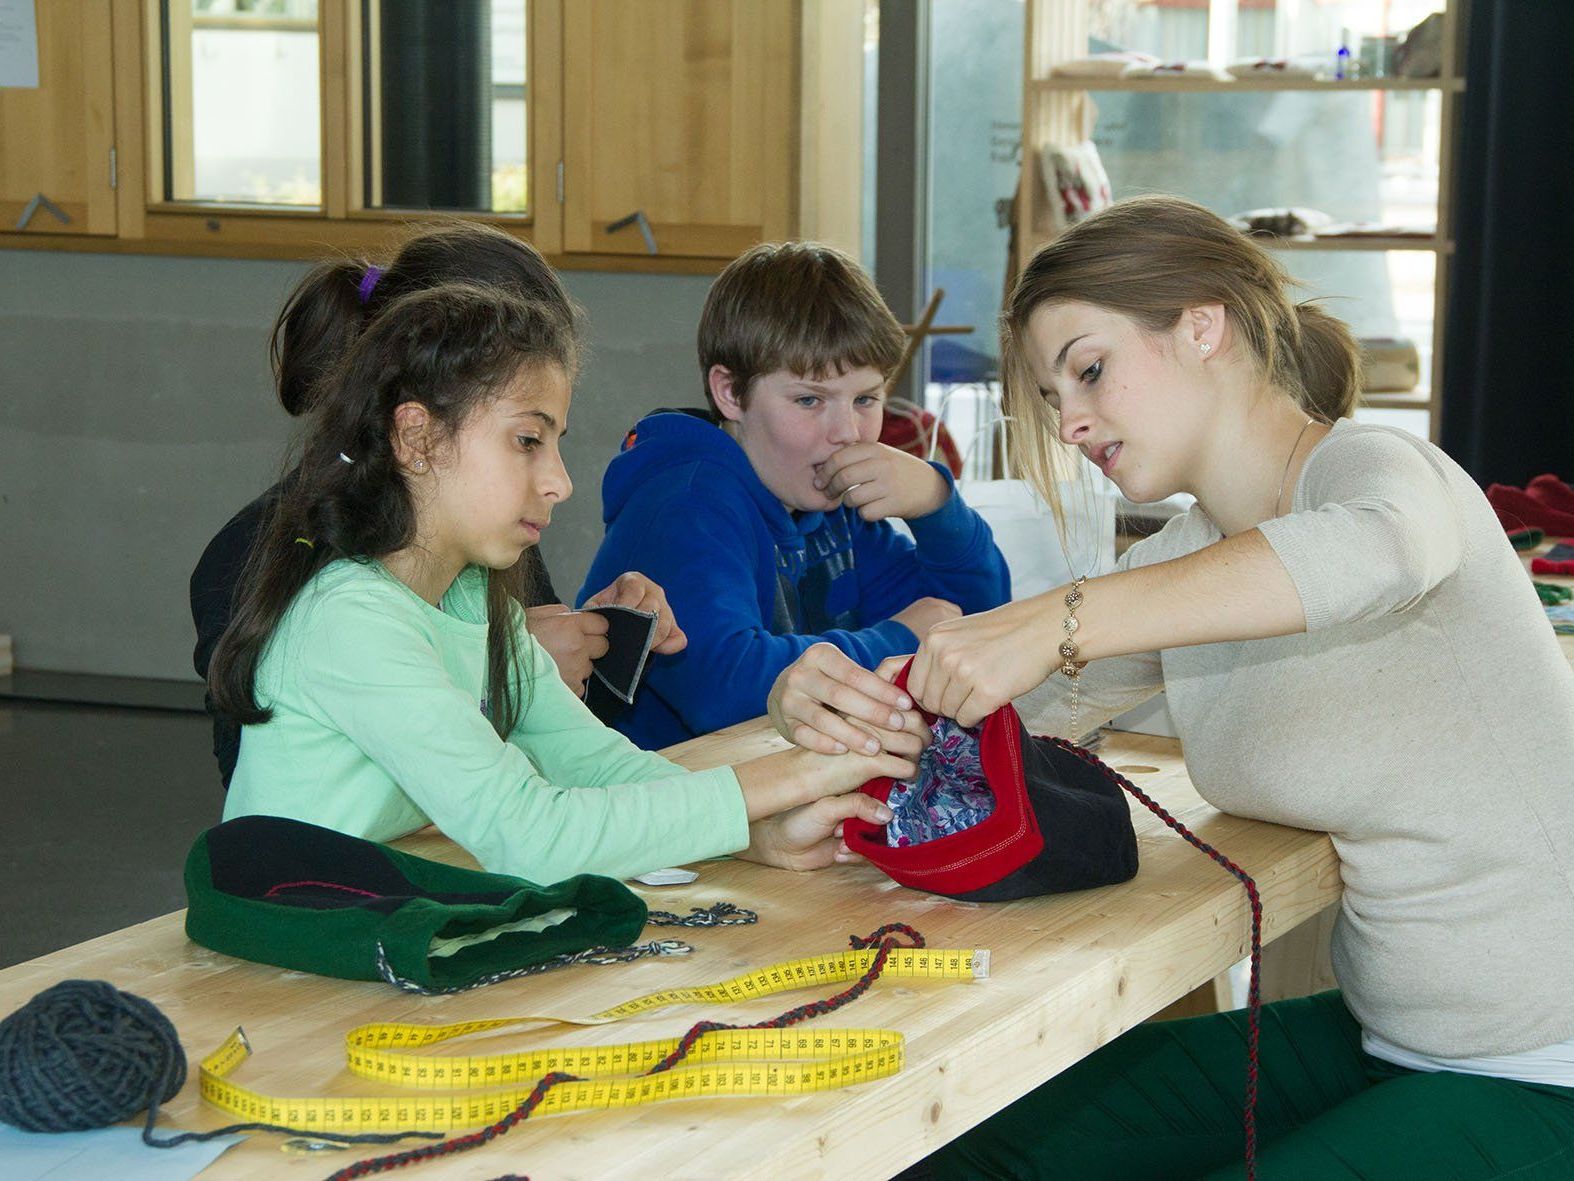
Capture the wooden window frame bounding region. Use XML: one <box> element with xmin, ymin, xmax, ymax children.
<box><xmin>2</xmin><ymin>0</ymin><xmax>858</xmax><ymax>274</ymax></box>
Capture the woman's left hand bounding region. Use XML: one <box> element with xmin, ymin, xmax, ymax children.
<box><xmin>582</xmin><ymin>571</ymin><xmax>687</xmax><ymax>655</ymax></box>
<box><xmin>907</xmin><ymin>595</ymin><xmax>1062</xmax><ymax>727</ymax></box>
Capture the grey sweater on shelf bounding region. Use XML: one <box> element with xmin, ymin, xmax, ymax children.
<box><xmin>1016</xmin><ymin>420</ymin><xmax>1574</xmax><ymax>1058</ymax></box>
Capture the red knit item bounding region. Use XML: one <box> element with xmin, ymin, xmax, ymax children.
<box><xmin>1529</xmin><ymin>474</ymin><xmax>1574</xmax><ymax>515</ymax></box>
<box><xmin>1487</xmin><ymin>485</ymin><xmax>1574</xmax><ymax>536</ymax></box>
<box><xmin>321</xmin><ymin>924</ymin><xmax>928</xmax><ymax>1181</ymax></box>
<box><xmin>1531</xmin><ymin>558</ymin><xmax>1574</xmax><ymax>576</ymax></box>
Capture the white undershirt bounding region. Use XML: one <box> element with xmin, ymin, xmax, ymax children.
<box><xmin>1364</xmin><ymin>1030</ymin><xmax>1574</xmax><ymax>1088</ymax></box>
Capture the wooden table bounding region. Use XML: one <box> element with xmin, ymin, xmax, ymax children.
<box><xmin>0</xmin><ymin>724</ymin><xmax>1340</xmax><ymax>1180</ymax></box>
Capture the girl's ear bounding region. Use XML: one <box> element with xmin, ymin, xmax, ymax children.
<box><xmin>391</xmin><ymin>401</ymin><xmax>434</xmax><ymax>473</ymax></box>
<box><xmin>709</xmin><ymin>364</ymin><xmax>746</xmax><ymax>422</ymax></box>
<box><xmin>1182</xmin><ymin>303</ymin><xmax>1228</xmax><ymax>360</ymax></box>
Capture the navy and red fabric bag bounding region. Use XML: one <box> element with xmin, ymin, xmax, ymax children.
<box><xmin>843</xmin><ymin>662</ymin><xmax>1139</xmax><ymax>901</ymax></box>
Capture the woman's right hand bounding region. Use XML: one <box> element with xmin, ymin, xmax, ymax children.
<box><xmin>767</xmin><ymin>644</ymin><xmax>930</xmax><ymax>757</ymax></box>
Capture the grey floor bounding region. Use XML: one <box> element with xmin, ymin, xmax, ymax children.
<box><xmin>1</xmin><ymin>699</ymin><xmax>223</xmax><ymax>970</ymax></box>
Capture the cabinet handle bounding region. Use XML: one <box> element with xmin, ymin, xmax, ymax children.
<box><xmin>15</xmin><ymin>193</ymin><xmax>71</xmax><ymax>231</ymax></box>
<box><xmin>606</xmin><ymin>210</ymin><xmax>659</xmax><ymax>255</ymax></box>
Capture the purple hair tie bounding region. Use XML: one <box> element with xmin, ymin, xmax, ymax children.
<box><xmin>357</xmin><ymin>265</ymin><xmax>384</xmax><ymax>305</ymax></box>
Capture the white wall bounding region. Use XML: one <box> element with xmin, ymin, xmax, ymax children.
<box><xmin>0</xmin><ymin>249</ymin><xmax>712</xmax><ymax>681</ymax></box>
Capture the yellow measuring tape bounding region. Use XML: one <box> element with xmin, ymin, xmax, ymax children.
<box><xmin>199</xmin><ymin>945</ymin><xmax>989</xmax><ymax>1134</ymax></box>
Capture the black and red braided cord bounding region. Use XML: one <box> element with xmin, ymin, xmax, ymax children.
<box><xmin>1049</xmin><ymin>736</ymin><xmax>1264</xmax><ymax>1181</ymax></box>
<box><xmin>322</xmin><ymin>923</ymin><xmax>926</xmax><ymax>1181</ymax></box>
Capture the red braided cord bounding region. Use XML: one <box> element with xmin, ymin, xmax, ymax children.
<box><xmin>1049</xmin><ymin>738</ymin><xmax>1263</xmax><ymax>1181</ymax></box>
<box><xmin>321</xmin><ymin>924</ymin><xmax>926</xmax><ymax>1181</ymax></box>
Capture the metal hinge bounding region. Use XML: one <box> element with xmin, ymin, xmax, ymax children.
<box><xmin>556</xmin><ymin>160</ymin><xmax>564</xmax><ymax>204</ymax></box>
<box><xmin>109</xmin><ymin>148</ymin><xmax>118</xmax><ymax>190</ymax></box>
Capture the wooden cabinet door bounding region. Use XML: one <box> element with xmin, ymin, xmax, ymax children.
<box><xmin>0</xmin><ymin>0</ymin><xmax>117</xmax><ymax>236</ymax></box>
<box><xmin>561</xmin><ymin>0</ymin><xmax>796</xmax><ymax>260</ymax></box>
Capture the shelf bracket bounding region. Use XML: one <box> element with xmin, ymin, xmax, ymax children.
<box><xmin>606</xmin><ymin>210</ymin><xmax>659</xmax><ymax>255</ymax></box>
<box><xmin>14</xmin><ymin>193</ymin><xmax>71</xmax><ymax>232</ymax></box>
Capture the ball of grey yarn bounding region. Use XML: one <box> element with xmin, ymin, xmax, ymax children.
<box><xmin>0</xmin><ymin>979</ymin><xmax>187</xmax><ymax>1132</ymax></box>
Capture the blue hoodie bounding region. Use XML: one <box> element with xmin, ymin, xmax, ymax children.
<box><xmin>577</xmin><ymin>410</ymin><xmax>1010</xmax><ymax>749</ymax></box>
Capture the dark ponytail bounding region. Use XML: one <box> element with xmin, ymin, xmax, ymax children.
<box><xmin>212</xmin><ymin>283</ymin><xmax>579</xmax><ymax>739</ymax></box>
<box><xmin>271</xmin><ymin>260</ymin><xmax>368</xmax><ymax>416</ymax></box>
<box><xmin>269</xmin><ymin>222</ymin><xmax>579</xmax><ymax>418</ymax></box>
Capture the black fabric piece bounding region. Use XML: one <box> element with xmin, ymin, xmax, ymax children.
<box><xmin>586</xmin><ymin>605</ymin><xmax>658</xmax><ymax>703</ymax></box>
<box><xmin>953</xmin><ymin>723</ymin><xmax>1139</xmax><ymax>904</ymax></box>
<box><xmin>1439</xmin><ymin>0</ymin><xmax>1574</xmax><ymax>487</ymax></box>
<box><xmin>203</xmin><ymin>817</ymin><xmax>511</xmax><ymax>912</ymax></box>
<box><xmin>189</xmin><ymin>468</ymin><xmax>561</xmax><ymax>788</ymax></box>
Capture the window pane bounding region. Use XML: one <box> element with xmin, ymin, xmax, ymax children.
<box><xmin>1235</xmin><ymin>2</ymin><xmax>1444</xmax><ymax>72</ymax></box>
<box><xmin>164</xmin><ymin>0</ymin><xmax>322</xmax><ymax>206</ymax></box>
<box><xmin>1087</xmin><ymin>89</ymin><xmax>1441</xmax><ymax>399</ymax></box>
<box><xmin>1088</xmin><ymin>0</ymin><xmax>1208</xmax><ymax>62</ymax></box>
<box><xmin>362</xmin><ymin>0</ymin><xmax>529</xmax><ymax>215</ymax></box>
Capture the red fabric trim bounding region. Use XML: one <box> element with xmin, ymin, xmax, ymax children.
<box><xmin>843</xmin><ymin>660</ymin><xmax>1044</xmax><ymax>894</ymax></box>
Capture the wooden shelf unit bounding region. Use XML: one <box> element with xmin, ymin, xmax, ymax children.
<box><xmin>1032</xmin><ymin>74</ymin><xmax>1465</xmax><ymax>93</ymax></box>
<box><xmin>1019</xmin><ymin>1</ymin><xmax>1469</xmax><ymax>443</ymax></box>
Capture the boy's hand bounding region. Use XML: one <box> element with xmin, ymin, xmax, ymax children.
<box><xmin>582</xmin><ymin>571</ymin><xmax>687</xmax><ymax>655</ymax></box>
<box><xmin>737</xmin><ymin>793</ymin><xmax>894</xmax><ymax>871</ymax></box>
<box><xmin>891</xmin><ymin>596</ymin><xmax>961</xmax><ymax>641</ymax></box>
<box><xmin>525</xmin><ymin>605</ymin><xmax>610</xmax><ymax>695</ymax></box>
<box><xmin>813</xmin><ymin>442</ymin><xmax>950</xmax><ymax>522</ymax></box>
<box><xmin>768</xmin><ymin>643</ymin><xmax>930</xmax><ymax>757</ymax></box>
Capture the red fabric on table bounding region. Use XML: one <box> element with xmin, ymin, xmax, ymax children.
<box><xmin>1488</xmin><ymin>484</ymin><xmax>1574</xmax><ymax>536</ymax></box>
<box><xmin>1531</xmin><ymin>558</ymin><xmax>1574</xmax><ymax>576</ymax></box>
<box><xmin>1529</xmin><ymin>473</ymin><xmax>1574</xmax><ymax>515</ymax></box>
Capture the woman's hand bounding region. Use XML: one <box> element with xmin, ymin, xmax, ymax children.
<box><xmin>525</xmin><ymin>604</ymin><xmax>610</xmax><ymax>695</ymax></box>
<box><xmin>582</xmin><ymin>571</ymin><xmax>687</xmax><ymax>655</ymax></box>
<box><xmin>812</xmin><ymin>442</ymin><xmax>949</xmax><ymax>521</ymax></box>
<box><xmin>907</xmin><ymin>594</ymin><xmax>1062</xmax><ymax>728</ymax></box>
<box><xmin>737</xmin><ymin>792</ymin><xmax>893</xmax><ymax>871</ymax></box>
<box><xmin>767</xmin><ymin>644</ymin><xmax>930</xmax><ymax>757</ymax></box>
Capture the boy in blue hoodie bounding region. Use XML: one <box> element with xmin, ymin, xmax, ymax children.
<box><xmin>579</xmin><ymin>242</ymin><xmax>1010</xmax><ymax>749</ymax></box>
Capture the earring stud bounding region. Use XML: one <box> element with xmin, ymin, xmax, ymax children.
<box><xmin>1199</xmin><ymin>342</ymin><xmax>1212</xmax><ymax>356</ymax></box>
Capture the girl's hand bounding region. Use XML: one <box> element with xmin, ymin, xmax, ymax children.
<box><xmin>737</xmin><ymin>793</ymin><xmax>893</xmax><ymax>871</ymax></box>
<box><xmin>768</xmin><ymin>644</ymin><xmax>930</xmax><ymax>757</ymax></box>
<box><xmin>907</xmin><ymin>595</ymin><xmax>1062</xmax><ymax>728</ymax></box>
<box><xmin>583</xmin><ymin>571</ymin><xmax>687</xmax><ymax>655</ymax></box>
<box><xmin>733</xmin><ymin>738</ymin><xmax>915</xmax><ymax>822</ymax></box>
<box><xmin>812</xmin><ymin>442</ymin><xmax>949</xmax><ymax>522</ymax></box>
<box><xmin>525</xmin><ymin>604</ymin><xmax>610</xmax><ymax>695</ymax></box>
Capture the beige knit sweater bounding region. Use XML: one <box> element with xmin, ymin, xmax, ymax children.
<box><xmin>1016</xmin><ymin>420</ymin><xmax>1574</xmax><ymax>1057</ymax></box>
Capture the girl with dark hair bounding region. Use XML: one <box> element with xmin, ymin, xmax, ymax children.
<box><xmin>896</xmin><ymin>196</ymin><xmax>1574</xmax><ymax>1176</ymax></box>
<box><xmin>190</xmin><ymin>224</ymin><xmax>679</xmax><ymax>785</ymax></box>
<box><xmin>210</xmin><ymin>282</ymin><xmax>912</xmax><ymax>885</ymax></box>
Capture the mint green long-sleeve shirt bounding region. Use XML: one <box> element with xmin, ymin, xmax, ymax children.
<box><xmin>224</xmin><ymin>559</ymin><xmax>751</xmax><ymax>884</ymax></box>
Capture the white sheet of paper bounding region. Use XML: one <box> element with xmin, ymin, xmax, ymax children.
<box><xmin>0</xmin><ymin>0</ymin><xmax>40</xmax><ymax>89</ymax></box>
<box><xmin>634</xmin><ymin>867</ymin><xmax>699</xmax><ymax>886</ymax></box>
<box><xmin>0</xmin><ymin>1123</ymin><xmax>244</xmax><ymax>1181</ymax></box>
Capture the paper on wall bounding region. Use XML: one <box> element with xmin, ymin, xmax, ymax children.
<box><xmin>0</xmin><ymin>0</ymin><xmax>39</xmax><ymax>88</ymax></box>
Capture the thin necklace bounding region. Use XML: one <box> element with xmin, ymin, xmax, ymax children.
<box><xmin>1274</xmin><ymin>417</ymin><xmax>1316</xmax><ymax>517</ymax></box>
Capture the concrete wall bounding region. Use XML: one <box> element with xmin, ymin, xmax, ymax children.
<box><xmin>0</xmin><ymin>249</ymin><xmax>712</xmax><ymax>681</ymax></box>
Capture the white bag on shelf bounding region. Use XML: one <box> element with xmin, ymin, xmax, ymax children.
<box><xmin>924</xmin><ymin>390</ymin><xmax>1117</xmax><ymax>601</ymax></box>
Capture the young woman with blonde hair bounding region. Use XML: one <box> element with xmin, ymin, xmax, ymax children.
<box><xmin>900</xmin><ymin>196</ymin><xmax>1574</xmax><ymax>1178</ymax></box>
